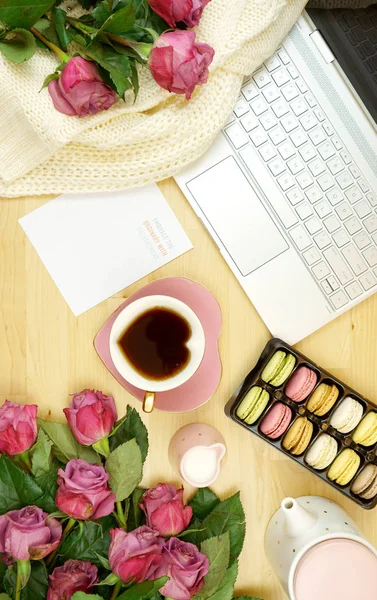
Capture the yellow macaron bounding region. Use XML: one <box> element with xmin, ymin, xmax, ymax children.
<box><xmin>306</xmin><ymin>383</ymin><xmax>339</xmax><ymax>417</ymax></box>
<box><xmin>282</xmin><ymin>417</ymin><xmax>313</xmax><ymax>455</ymax></box>
<box><xmin>328</xmin><ymin>449</ymin><xmax>360</xmax><ymax>486</ymax></box>
<box><xmin>352</xmin><ymin>412</ymin><xmax>377</xmax><ymax>446</ymax></box>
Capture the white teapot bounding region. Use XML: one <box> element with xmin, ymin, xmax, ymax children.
<box><xmin>265</xmin><ymin>496</ymin><xmax>377</xmax><ymax>599</ymax></box>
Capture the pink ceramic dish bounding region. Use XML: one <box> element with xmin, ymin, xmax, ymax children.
<box><xmin>169</xmin><ymin>423</ymin><xmax>226</xmax><ymax>488</ymax></box>
<box><xmin>94</xmin><ymin>277</ymin><xmax>222</xmax><ymax>412</ymax></box>
<box><xmin>285</xmin><ymin>366</ymin><xmax>317</xmax><ymax>403</ymax></box>
<box><xmin>260</xmin><ymin>402</ymin><xmax>292</xmax><ymax>439</ymax></box>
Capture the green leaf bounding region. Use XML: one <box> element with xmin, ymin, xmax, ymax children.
<box><xmin>0</xmin><ymin>555</ymin><xmax>6</xmax><ymax>592</ymax></box>
<box><xmin>101</xmin><ymin>2</ymin><xmax>135</xmax><ymax>34</ymax></box>
<box><xmin>85</xmin><ymin>41</ymin><xmax>133</xmax><ymax>97</ymax></box>
<box><xmin>32</xmin><ymin>429</ymin><xmax>53</xmax><ymax>477</ymax></box>
<box><xmin>133</xmin><ymin>0</ymin><xmax>169</xmax><ymax>37</ymax></box>
<box><xmin>52</xmin><ymin>7</ymin><xmax>72</xmax><ymax>51</ymax></box>
<box><xmin>3</xmin><ymin>569</ymin><xmax>13</xmax><ymax>597</ymax></box>
<box><xmin>117</xmin><ymin>577</ymin><xmax>169</xmax><ymax>600</ymax></box>
<box><xmin>207</xmin><ymin>562</ymin><xmax>238</xmax><ymax>600</ymax></box>
<box><xmin>180</xmin><ymin>517</ymin><xmax>203</xmax><ymax>546</ymax></box>
<box><xmin>200</xmin><ymin>493</ymin><xmax>245</xmax><ymax>565</ymax></box>
<box><xmin>127</xmin><ymin>487</ymin><xmax>145</xmax><ymax>531</ymax></box>
<box><xmin>94</xmin><ymin>553</ymin><xmax>111</xmax><ymax>570</ymax></box>
<box><xmin>30</xmin><ymin>430</ymin><xmax>59</xmax><ymax>512</ymax></box>
<box><xmin>59</xmin><ymin>516</ymin><xmax>115</xmax><ymax>566</ymax></box>
<box><xmin>141</xmin><ymin>7</ymin><xmax>168</xmax><ymax>36</ymax></box>
<box><xmin>33</xmin><ymin>18</ymin><xmax>49</xmax><ymax>31</ymax></box>
<box><xmin>92</xmin><ymin>1</ymin><xmax>111</xmax><ymax>27</ymax></box>
<box><xmin>130</xmin><ymin>60</ymin><xmax>139</xmax><ymax>100</ymax></box>
<box><xmin>0</xmin><ymin>594</ymin><xmax>12</xmax><ymax>600</ymax></box>
<box><xmin>110</xmin><ymin>406</ymin><xmax>148</xmax><ymax>462</ymax></box>
<box><xmin>196</xmin><ymin>533</ymin><xmax>230</xmax><ymax>599</ymax></box>
<box><xmin>38</xmin><ymin>419</ymin><xmax>102</xmax><ymax>465</ymax></box>
<box><xmin>4</xmin><ymin>562</ymin><xmax>49</xmax><ymax>600</ymax></box>
<box><xmin>178</xmin><ymin>528</ymin><xmax>206</xmax><ymax>538</ymax></box>
<box><xmin>33</xmin><ymin>458</ymin><xmax>60</xmax><ymax>513</ymax></box>
<box><xmin>0</xmin><ymin>454</ymin><xmax>44</xmax><ymax>514</ymax></box>
<box><xmin>72</xmin><ymin>594</ymin><xmax>105</xmax><ymax>600</ymax></box>
<box><xmin>33</xmin><ymin>18</ymin><xmax>60</xmax><ymax>47</ymax></box>
<box><xmin>106</xmin><ymin>439</ymin><xmax>142</xmax><ymax>502</ymax></box>
<box><xmin>189</xmin><ymin>488</ymin><xmax>220</xmax><ymax>521</ymax></box>
<box><xmin>0</xmin><ymin>28</ymin><xmax>36</xmax><ymax>63</ymax></box>
<box><xmin>41</xmin><ymin>71</ymin><xmax>60</xmax><ymax>90</ymax></box>
<box><xmin>0</xmin><ymin>0</ymin><xmax>55</xmax><ymax>29</ymax></box>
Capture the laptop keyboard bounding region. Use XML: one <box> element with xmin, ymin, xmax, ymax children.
<box><xmin>223</xmin><ymin>47</ymin><xmax>377</xmax><ymax>311</ymax></box>
<box><xmin>334</xmin><ymin>6</ymin><xmax>377</xmax><ymax>83</ymax></box>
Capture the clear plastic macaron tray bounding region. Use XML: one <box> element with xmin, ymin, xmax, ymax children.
<box><xmin>225</xmin><ymin>338</ymin><xmax>377</xmax><ymax>510</ymax></box>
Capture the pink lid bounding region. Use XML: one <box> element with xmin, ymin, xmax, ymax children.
<box><xmin>294</xmin><ymin>538</ymin><xmax>377</xmax><ymax>600</ymax></box>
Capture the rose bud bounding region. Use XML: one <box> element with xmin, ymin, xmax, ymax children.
<box><xmin>149</xmin><ymin>30</ymin><xmax>215</xmax><ymax>99</ymax></box>
<box><xmin>109</xmin><ymin>526</ymin><xmax>164</xmax><ymax>584</ymax></box>
<box><xmin>140</xmin><ymin>484</ymin><xmax>192</xmax><ymax>537</ymax></box>
<box><xmin>0</xmin><ymin>506</ymin><xmax>62</xmax><ymax>561</ymax></box>
<box><xmin>0</xmin><ymin>401</ymin><xmax>38</xmax><ymax>456</ymax></box>
<box><xmin>155</xmin><ymin>538</ymin><xmax>209</xmax><ymax>600</ymax></box>
<box><xmin>47</xmin><ymin>560</ymin><xmax>98</xmax><ymax>600</ymax></box>
<box><xmin>55</xmin><ymin>459</ymin><xmax>115</xmax><ymax>520</ymax></box>
<box><xmin>48</xmin><ymin>57</ymin><xmax>116</xmax><ymax>118</ymax></box>
<box><xmin>63</xmin><ymin>389</ymin><xmax>117</xmax><ymax>447</ymax></box>
<box><xmin>149</xmin><ymin>0</ymin><xmax>211</xmax><ymax>28</ymax></box>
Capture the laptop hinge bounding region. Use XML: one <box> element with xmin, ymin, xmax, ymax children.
<box><xmin>309</xmin><ymin>30</ymin><xmax>335</xmax><ymax>64</ymax></box>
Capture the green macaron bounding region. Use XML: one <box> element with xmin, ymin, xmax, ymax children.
<box><xmin>261</xmin><ymin>350</ymin><xmax>296</xmax><ymax>387</ymax></box>
<box><xmin>236</xmin><ymin>386</ymin><xmax>270</xmax><ymax>425</ymax></box>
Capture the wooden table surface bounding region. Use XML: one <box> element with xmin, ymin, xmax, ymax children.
<box><xmin>2</xmin><ymin>179</ymin><xmax>377</xmax><ymax>599</ymax></box>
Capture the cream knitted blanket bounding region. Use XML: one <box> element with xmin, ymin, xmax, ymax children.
<box><xmin>0</xmin><ymin>0</ymin><xmax>306</xmax><ymax>197</ymax></box>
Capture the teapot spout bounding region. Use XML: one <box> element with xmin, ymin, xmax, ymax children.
<box><xmin>281</xmin><ymin>497</ymin><xmax>317</xmax><ymax>538</ymax></box>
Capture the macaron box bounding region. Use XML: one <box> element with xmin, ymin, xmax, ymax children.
<box><xmin>225</xmin><ymin>338</ymin><xmax>377</xmax><ymax>510</ymax></box>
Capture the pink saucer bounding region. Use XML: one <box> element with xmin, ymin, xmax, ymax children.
<box><xmin>94</xmin><ymin>278</ymin><xmax>222</xmax><ymax>412</ymax></box>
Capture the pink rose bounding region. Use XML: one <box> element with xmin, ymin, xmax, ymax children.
<box><xmin>48</xmin><ymin>57</ymin><xmax>116</xmax><ymax>118</ymax></box>
<box><xmin>109</xmin><ymin>526</ymin><xmax>164</xmax><ymax>584</ymax></box>
<box><xmin>156</xmin><ymin>538</ymin><xmax>209</xmax><ymax>600</ymax></box>
<box><xmin>0</xmin><ymin>506</ymin><xmax>62</xmax><ymax>561</ymax></box>
<box><xmin>63</xmin><ymin>389</ymin><xmax>117</xmax><ymax>446</ymax></box>
<box><xmin>47</xmin><ymin>560</ymin><xmax>98</xmax><ymax>600</ymax></box>
<box><xmin>149</xmin><ymin>30</ymin><xmax>214</xmax><ymax>99</ymax></box>
<box><xmin>149</xmin><ymin>0</ymin><xmax>211</xmax><ymax>28</ymax></box>
<box><xmin>55</xmin><ymin>459</ymin><xmax>115</xmax><ymax>520</ymax></box>
<box><xmin>140</xmin><ymin>484</ymin><xmax>192</xmax><ymax>537</ymax></box>
<box><xmin>0</xmin><ymin>401</ymin><xmax>37</xmax><ymax>456</ymax></box>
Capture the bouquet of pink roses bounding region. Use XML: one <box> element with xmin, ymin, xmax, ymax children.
<box><xmin>0</xmin><ymin>391</ymin><xmax>261</xmax><ymax>600</ymax></box>
<box><xmin>0</xmin><ymin>0</ymin><xmax>215</xmax><ymax>117</ymax></box>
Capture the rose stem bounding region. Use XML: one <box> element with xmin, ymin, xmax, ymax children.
<box><xmin>116</xmin><ymin>501</ymin><xmax>127</xmax><ymax>529</ymax></box>
<box><xmin>18</xmin><ymin>451</ymin><xmax>32</xmax><ymax>473</ymax></box>
<box><xmin>66</xmin><ymin>15</ymin><xmax>152</xmax><ymax>59</ymax></box>
<box><xmin>110</xmin><ymin>579</ymin><xmax>122</xmax><ymax>600</ymax></box>
<box><xmin>30</xmin><ymin>27</ymin><xmax>69</xmax><ymax>62</ymax></box>
<box><xmin>15</xmin><ymin>562</ymin><xmax>22</xmax><ymax>600</ymax></box>
<box><xmin>46</xmin><ymin>517</ymin><xmax>76</xmax><ymax>567</ymax></box>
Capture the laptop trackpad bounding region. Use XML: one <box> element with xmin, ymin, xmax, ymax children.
<box><xmin>186</xmin><ymin>156</ymin><xmax>288</xmax><ymax>276</ymax></box>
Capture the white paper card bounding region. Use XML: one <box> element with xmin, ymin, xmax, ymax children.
<box><xmin>19</xmin><ymin>186</ymin><xmax>193</xmax><ymax>316</ymax></box>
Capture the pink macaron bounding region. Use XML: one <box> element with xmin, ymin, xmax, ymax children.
<box><xmin>285</xmin><ymin>366</ymin><xmax>317</xmax><ymax>403</ymax></box>
<box><xmin>259</xmin><ymin>402</ymin><xmax>292</xmax><ymax>439</ymax></box>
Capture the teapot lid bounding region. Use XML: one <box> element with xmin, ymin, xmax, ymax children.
<box><xmin>294</xmin><ymin>538</ymin><xmax>377</xmax><ymax>600</ymax></box>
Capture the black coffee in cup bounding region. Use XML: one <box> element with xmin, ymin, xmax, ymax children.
<box><xmin>117</xmin><ymin>307</ymin><xmax>192</xmax><ymax>381</ymax></box>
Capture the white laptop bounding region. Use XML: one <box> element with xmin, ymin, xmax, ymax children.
<box><xmin>175</xmin><ymin>11</ymin><xmax>377</xmax><ymax>344</ymax></box>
